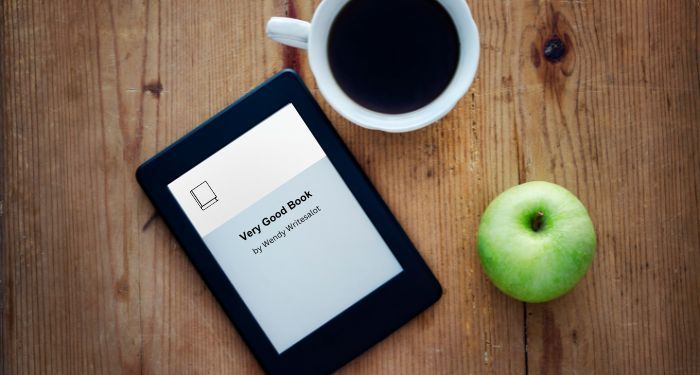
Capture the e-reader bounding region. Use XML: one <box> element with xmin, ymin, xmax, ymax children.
<box><xmin>136</xmin><ymin>70</ymin><xmax>442</xmax><ymax>374</ymax></box>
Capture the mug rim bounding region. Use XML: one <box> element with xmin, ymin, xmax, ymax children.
<box><xmin>307</xmin><ymin>0</ymin><xmax>480</xmax><ymax>132</ymax></box>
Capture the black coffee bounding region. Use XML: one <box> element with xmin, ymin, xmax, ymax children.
<box><xmin>328</xmin><ymin>0</ymin><xmax>460</xmax><ymax>114</ymax></box>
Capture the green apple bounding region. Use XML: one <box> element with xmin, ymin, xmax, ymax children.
<box><xmin>477</xmin><ymin>181</ymin><xmax>596</xmax><ymax>303</ymax></box>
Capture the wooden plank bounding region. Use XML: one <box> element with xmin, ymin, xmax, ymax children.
<box><xmin>0</xmin><ymin>0</ymin><xmax>278</xmax><ymax>373</ymax></box>
<box><xmin>2</xmin><ymin>0</ymin><xmax>699</xmax><ymax>374</ymax></box>
<box><xmin>510</xmin><ymin>1</ymin><xmax>700</xmax><ymax>374</ymax></box>
<box><xmin>291</xmin><ymin>1</ymin><xmax>526</xmax><ymax>373</ymax></box>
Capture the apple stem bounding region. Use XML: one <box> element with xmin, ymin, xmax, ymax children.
<box><xmin>531</xmin><ymin>211</ymin><xmax>545</xmax><ymax>232</ymax></box>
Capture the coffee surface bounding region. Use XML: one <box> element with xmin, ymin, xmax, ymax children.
<box><xmin>328</xmin><ymin>0</ymin><xmax>460</xmax><ymax>114</ymax></box>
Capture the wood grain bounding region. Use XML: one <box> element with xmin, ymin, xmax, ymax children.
<box><xmin>1</xmin><ymin>0</ymin><xmax>699</xmax><ymax>373</ymax></box>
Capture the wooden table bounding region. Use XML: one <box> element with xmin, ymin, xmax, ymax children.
<box><xmin>2</xmin><ymin>0</ymin><xmax>699</xmax><ymax>373</ymax></box>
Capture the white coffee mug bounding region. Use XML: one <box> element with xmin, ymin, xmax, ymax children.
<box><xmin>266</xmin><ymin>0</ymin><xmax>479</xmax><ymax>133</ymax></box>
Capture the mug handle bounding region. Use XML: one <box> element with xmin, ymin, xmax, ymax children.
<box><xmin>266</xmin><ymin>17</ymin><xmax>311</xmax><ymax>50</ymax></box>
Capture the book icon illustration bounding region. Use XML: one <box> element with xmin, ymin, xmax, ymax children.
<box><xmin>190</xmin><ymin>181</ymin><xmax>218</xmax><ymax>210</ymax></box>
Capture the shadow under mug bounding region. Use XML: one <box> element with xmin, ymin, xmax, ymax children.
<box><xmin>266</xmin><ymin>0</ymin><xmax>480</xmax><ymax>133</ymax></box>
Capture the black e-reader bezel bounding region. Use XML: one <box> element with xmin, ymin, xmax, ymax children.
<box><xmin>136</xmin><ymin>70</ymin><xmax>442</xmax><ymax>375</ymax></box>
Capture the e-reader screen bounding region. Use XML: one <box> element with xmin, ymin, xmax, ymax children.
<box><xmin>167</xmin><ymin>103</ymin><xmax>403</xmax><ymax>353</ymax></box>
